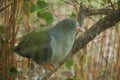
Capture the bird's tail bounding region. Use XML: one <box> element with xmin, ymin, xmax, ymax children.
<box><xmin>12</xmin><ymin>46</ymin><xmax>19</xmax><ymax>53</ymax></box>
<box><xmin>12</xmin><ymin>46</ymin><xmax>31</xmax><ymax>58</ymax></box>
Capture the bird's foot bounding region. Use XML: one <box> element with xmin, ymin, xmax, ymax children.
<box><xmin>45</xmin><ymin>64</ymin><xmax>54</xmax><ymax>72</ymax></box>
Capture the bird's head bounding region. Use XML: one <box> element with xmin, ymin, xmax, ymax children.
<box><xmin>56</xmin><ymin>18</ymin><xmax>82</xmax><ymax>33</ymax></box>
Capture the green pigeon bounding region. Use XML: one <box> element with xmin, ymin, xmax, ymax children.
<box><xmin>14</xmin><ymin>18</ymin><xmax>81</xmax><ymax>65</ymax></box>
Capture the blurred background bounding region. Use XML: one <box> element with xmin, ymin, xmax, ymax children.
<box><xmin>0</xmin><ymin>0</ymin><xmax>120</xmax><ymax>80</ymax></box>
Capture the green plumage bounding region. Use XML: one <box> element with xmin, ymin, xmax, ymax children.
<box><xmin>20</xmin><ymin>27</ymin><xmax>50</xmax><ymax>47</ymax></box>
<box><xmin>15</xmin><ymin>27</ymin><xmax>52</xmax><ymax>63</ymax></box>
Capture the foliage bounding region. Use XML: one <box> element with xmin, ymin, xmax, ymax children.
<box><xmin>22</xmin><ymin>0</ymin><xmax>53</xmax><ymax>25</ymax></box>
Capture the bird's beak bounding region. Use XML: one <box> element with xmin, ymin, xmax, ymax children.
<box><xmin>75</xmin><ymin>26</ymin><xmax>80</xmax><ymax>31</ymax></box>
<box><xmin>75</xmin><ymin>26</ymin><xmax>84</xmax><ymax>32</ymax></box>
<box><xmin>75</xmin><ymin>26</ymin><xmax>81</xmax><ymax>32</ymax></box>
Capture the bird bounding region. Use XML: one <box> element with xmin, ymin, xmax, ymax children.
<box><xmin>14</xmin><ymin>18</ymin><xmax>81</xmax><ymax>68</ymax></box>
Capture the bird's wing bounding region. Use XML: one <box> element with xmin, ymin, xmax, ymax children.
<box><xmin>20</xmin><ymin>27</ymin><xmax>51</xmax><ymax>47</ymax></box>
<box><xmin>14</xmin><ymin>27</ymin><xmax>52</xmax><ymax>63</ymax></box>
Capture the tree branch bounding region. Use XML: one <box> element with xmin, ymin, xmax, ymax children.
<box><xmin>43</xmin><ymin>8</ymin><xmax>120</xmax><ymax>80</ymax></box>
<box><xmin>77</xmin><ymin>5</ymin><xmax>114</xmax><ymax>27</ymax></box>
<box><xmin>72</xmin><ymin>8</ymin><xmax>120</xmax><ymax>55</ymax></box>
<box><xmin>86</xmin><ymin>8</ymin><xmax>113</xmax><ymax>16</ymax></box>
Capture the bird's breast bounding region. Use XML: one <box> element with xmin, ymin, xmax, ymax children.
<box><xmin>49</xmin><ymin>32</ymin><xmax>75</xmax><ymax>64</ymax></box>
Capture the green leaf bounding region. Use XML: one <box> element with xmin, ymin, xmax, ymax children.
<box><xmin>37</xmin><ymin>12</ymin><xmax>54</xmax><ymax>24</ymax></box>
<box><xmin>30</xmin><ymin>4</ymin><xmax>38</xmax><ymax>13</ymax></box>
<box><xmin>65</xmin><ymin>60</ymin><xmax>73</xmax><ymax>69</ymax></box>
<box><xmin>69</xmin><ymin>12</ymin><xmax>77</xmax><ymax>18</ymax></box>
<box><xmin>30</xmin><ymin>0</ymin><xmax>49</xmax><ymax>13</ymax></box>
<box><xmin>37</xmin><ymin>0</ymin><xmax>49</xmax><ymax>10</ymax></box>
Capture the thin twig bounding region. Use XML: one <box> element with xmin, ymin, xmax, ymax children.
<box><xmin>71</xmin><ymin>0</ymin><xmax>79</xmax><ymax>13</ymax></box>
<box><xmin>73</xmin><ymin>0</ymin><xmax>80</xmax><ymax>5</ymax></box>
<box><xmin>86</xmin><ymin>8</ymin><xmax>113</xmax><ymax>16</ymax></box>
<box><xmin>62</xmin><ymin>0</ymin><xmax>73</xmax><ymax>5</ymax></box>
<box><xmin>109</xmin><ymin>0</ymin><xmax>115</xmax><ymax>10</ymax></box>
